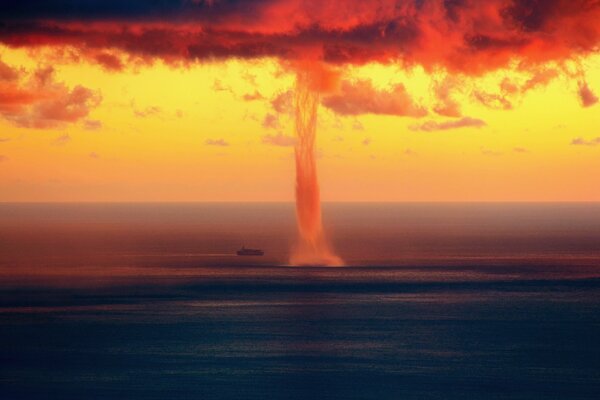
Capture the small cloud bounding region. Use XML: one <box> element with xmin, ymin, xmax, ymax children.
<box><xmin>362</xmin><ymin>138</ymin><xmax>371</xmax><ymax>146</ymax></box>
<box><xmin>0</xmin><ymin>155</ymin><xmax>7</xmax><ymax>162</ymax></box>
<box><xmin>322</xmin><ymin>79</ymin><xmax>427</xmax><ymax>117</ymax></box>
<box><xmin>433</xmin><ymin>76</ymin><xmax>462</xmax><ymax>117</ymax></box>
<box><xmin>83</xmin><ymin>119</ymin><xmax>102</xmax><ymax>130</ymax></box>
<box><xmin>271</xmin><ymin>90</ymin><xmax>293</xmax><ymax>114</ymax></box>
<box><xmin>52</xmin><ymin>134</ymin><xmax>71</xmax><ymax>146</ymax></box>
<box><xmin>88</xmin><ymin>151</ymin><xmax>100</xmax><ymax>159</ymax></box>
<box><xmin>133</xmin><ymin>105</ymin><xmax>162</xmax><ymax>118</ymax></box>
<box><xmin>94</xmin><ymin>52</ymin><xmax>124</xmax><ymax>72</ymax></box>
<box><xmin>242</xmin><ymin>91</ymin><xmax>264</xmax><ymax>101</ymax></box>
<box><xmin>333</xmin><ymin>135</ymin><xmax>344</xmax><ymax>142</ymax></box>
<box><xmin>352</xmin><ymin>120</ymin><xmax>364</xmax><ymax>131</ymax></box>
<box><xmin>0</xmin><ymin>63</ymin><xmax>101</xmax><ymax>129</ymax></box>
<box><xmin>0</xmin><ymin>57</ymin><xmax>21</xmax><ymax>81</ymax></box>
<box><xmin>481</xmin><ymin>148</ymin><xmax>503</xmax><ymax>156</ymax></box>
<box><xmin>578</xmin><ymin>81</ymin><xmax>599</xmax><ymax>108</ymax></box>
<box><xmin>175</xmin><ymin>109</ymin><xmax>184</xmax><ymax>118</ymax></box>
<box><xmin>410</xmin><ymin>117</ymin><xmax>487</xmax><ymax>132</ymax></box>
<box><xmin>473</xmin><ymin>91</ymin><xmax>512</xmax><ymax>110</ymax></box>
<box><xmin>205</xmin><ymin>138</ymin><xmax>229</xmax><ymax>147</ymax></box>
<box><xmin>513</xmin><ymin>147</ymin><xmax>529</xmax><ymax>153</ymax></box>
<box><xmin>262</xmin><ymin>133</ymin><xmax>296</xmax><ymax>147</ymax></box>
<box><xmin>262</xmin><ymin>113</ymin><xmax>280</xmax><ymax>129</ymax></box>
<box><xmin>212</xmin><ymin>79</ymin><xmax>233</xmax><ymax>93</ymax></box>
<box><xmin>404</xmin><ymin>148</ymin><xmax>417</xmax><ymax>156</ymax></box>
<box><xmin>571</xmin><ymin>137</ymin><xmax>600</xmax><ymax>146</ymax></box>
<box><xmin>521</xmin><ymin>69</ymin><xmax>559</xmax><ymax>93</ymax></box>
<box><xmin>500</xmin><ymin>77</ymin><xmax>519</xmax><ymax>94</ymax></box>
<box><xmin>0</xmin><ymin>137</ymin><xmax>11</xmax><ymax>143</ymax></box>
<box><xmin>433</xmin><ymin>102</ymin><xmax>461</xmax><ymax>118</ymax></box>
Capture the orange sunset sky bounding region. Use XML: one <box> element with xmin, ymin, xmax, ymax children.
<box><xmin>1</xmin><ymin>1</ymin><xmax>600</xmax><ymax>202</ymax></box>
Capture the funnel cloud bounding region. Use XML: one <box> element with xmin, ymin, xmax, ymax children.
<box><xmin>291</xmin><ymin>65</ymin><xmax>343</xmax><ymax>266</ymax></box>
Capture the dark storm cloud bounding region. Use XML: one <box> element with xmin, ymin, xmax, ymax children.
<box><xmin>0</xmin><ymin>1</ymin><xmax>194</xmax><ymax>20</ymax></box>
<box><xmin>0</xmin><ymin>0</ymin><xmax>598</xmax><ymax>75</ymax></box>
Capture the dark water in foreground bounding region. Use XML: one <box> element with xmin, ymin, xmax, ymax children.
<box><xmin>1</xmin><ymin>203</ymin><xmax>600</xmax><ymax>399</ymax></box>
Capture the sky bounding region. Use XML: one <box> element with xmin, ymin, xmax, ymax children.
<box><xmin>1</xmin><ymin>0</ymin><xmax>600</xmax><ymax>202</ymax></box>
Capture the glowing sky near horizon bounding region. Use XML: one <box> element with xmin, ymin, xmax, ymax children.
<box><xmin>1</xmin><ymin>0</ymin><xmax>600</xmax><ymax>202</ymax></box>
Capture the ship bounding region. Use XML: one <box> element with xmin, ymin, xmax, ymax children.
<box><xmin>236</xmin><ymin>246</ymin><xmax>264</xmax><ymax>256</ymax></box>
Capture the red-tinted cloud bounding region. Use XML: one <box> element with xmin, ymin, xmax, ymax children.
<box><xmin>433</xmin><ymin>77</ymin><xmax>462</xmax><ymax>117</ymax></box>
<box><xmin>1</xmin><ymin>1</ymin><xmax>599</xmax><ymax>76</ymax></box>
<box><xmin>578</xmin><ymin>81</ymin><xmax>599</xmax><ymax>108</ymax></box>
<box><xmin>521</xmin><ymin>69</ymin><xmax>559</xmax><ymax>93</ymax></box>
<box><xmin>93</xmin><ymin>52</ymin><xmax>124</xmax><ymax>71</ymax></box>
<box><xmin>0</xmin><ymin>58</ymin><xmax>21</xmax><ymax>81</ymax></box>
<box><xmin>473</xmin><ymin>67</ymin><xmax>567</xmax><ymax>111</ymax></box>
<box><xmin>322</xmin><ymin>80</ymin><xmax>427</xmax><ymax>117</ymax></box>
<box><xmin>410</xmin><ymin>116</ymin><xmax>486</xmax><ymax>131</ymax></box>
<box><xmin>262</xmin><ymin>133</ymin><xmax>296</xmax><ymax>147</ymax></box>
<box><xmin>0</xmin><ymin>59</ymin><xmax>101</xmax><ymax>128</ymax></box>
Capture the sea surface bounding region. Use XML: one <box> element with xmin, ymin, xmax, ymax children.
<box><xmin>1</xmin><ymin>203</ymin><xmax>599</xmax><ymax>399</ymax></box>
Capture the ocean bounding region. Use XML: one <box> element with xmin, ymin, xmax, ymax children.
<box><xmin>1</xmin><ymin>203</ymin><xmax>599</xmax><ymax>399</ymax></box>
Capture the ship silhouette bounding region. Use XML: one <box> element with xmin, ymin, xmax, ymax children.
<box><xmin>236</xmin><ymin>246</ymin><xmax>264</xmax><ymax>256</ymax></box>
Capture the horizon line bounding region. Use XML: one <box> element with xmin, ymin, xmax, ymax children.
<box><xmin>2</xmin><ymin>200</ymin><xmax>600</xmax><ymax>204</ymax></box>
